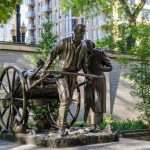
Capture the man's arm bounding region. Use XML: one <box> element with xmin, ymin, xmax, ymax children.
<box><xmin>99</xmin><ymin>51</ymin><xmax>112</xmax><ymax>72</ymax></box>
<box><xmin>44</xmin><ymin>40</ymin><xmax>63</xmax><ymax>70</ymax></box>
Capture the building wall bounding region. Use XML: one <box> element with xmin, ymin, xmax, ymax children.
<box><xmin>25</xmin><ymin>0</ymin><xmax>108</xmax><ymax>44</ymax></box>
<box><xmin>0</xmin><ymin>17</ymin><xmax>15</xmax><ymax>42</ymax></box>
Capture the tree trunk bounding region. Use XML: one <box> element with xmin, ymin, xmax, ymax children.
<box><xmin>118</xmin><ymin>0</ymin><xmax>146</xmax><ymax>51</ymax></box>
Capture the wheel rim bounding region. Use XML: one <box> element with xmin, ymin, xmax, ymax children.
<box><xmin>0</xmin><ymin>66</ymin><xmax>26</xmax><ymax>130</ymax></box>
<box><xmin>48</xmin><ymin>85</ymin><xmax>81</xmax><ymax>128</ymax></box>
<box><xmin>66</xmin><ymin>86</ymin><xmax>80</xmax><ymax>128</ymax></box>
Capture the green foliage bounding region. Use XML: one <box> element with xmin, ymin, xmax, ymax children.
<box><xmin>33</xmin><ymin>22</ymin><xmax>57</xmax><ymax>69</ymax></box>
<box><xmin>60</xmin><ymin>0</ymin><xmax>112</xmax><ymax>17</ymax></box>
<box><xmin>61</xmin><ymin>0</ymin><xmax>146</xmax><ymax>52</ymax></box>
<box><xmin>95</xmin><ymin>35</ymin><xmax>116</xmax><ymax>51</ymax></box>
<box><xmin>32</xmin><ymin>106</ymin><xmax>49</xmax><ymax>120</ymax></box>
<box><xmin>73</xmin><ymin>121</ymin><xmax>90</xmax><ymax>127</ymax></box>
<box><xmin>73</xmin><ymin>117</ymin><xmax>148</xmax><ymax>131</ymax></box>
<box><xmin>0</xmin><ymin>67</ymin><xmax>3</xmax><ymax>75</ymax></box>
<box><xmin>0</xmin><ymin>0</ymin><xmax>22</xmax><ymax>24</ymax></box>
<box><xmin>119</xmin><ymin>23</ymin><xmax>150</xmax><ymax>125</ymax></box>
<box><xmin>99</xmin><ymin>117</ymin><xmax>148</xmax><ymax>132</ymax></box>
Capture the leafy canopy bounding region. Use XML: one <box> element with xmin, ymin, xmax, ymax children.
<box><xmin>0</xmin><ymin>0</ymin><xmax>22</xmax><ymax>24</ymax></box>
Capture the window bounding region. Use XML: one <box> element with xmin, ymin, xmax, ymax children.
<box><xmin>38</xmin><ymin>3</ymin><xmax>40</xmax><ymax>11</ymax></box>
<box><xmin>56</xmin><ymin>23</ymin><xmax>59</xmax><ymax>34</ymax></box>
<box><xmin>38</xmin><ymin>16</ymin><xmax>41</xmax><ymax>24</ymax></box>
<box><xmin>47</xmin><ymin>13</ymin><xmax>52</xmax><ymax>23</ymax></box>
<box><xmin>65</xmin><ymin>19</ymin><xmax>71</xmax><ymax>32</ymax></box>
<box><xmin>85</xmin><ymin>31</ymin><xmax>89</xmax><ymax>39</ymax></box>
<box><xmin>128</xmin><ymin>0</ymin><xmax>135</xmax><ymax>5</ymax></box>
<box><xmin>39</xmin><ymin>28</ymin><xmax>41</xmax><ymax>37</ymax></box>
<box><xmin>59</xmin><ymin>10</ymin><xmax>61</xmax><ymax>18</ymax></box>
<box><xmin>85</xmin><ymin>19</ymin><xmax>89</xmax><ymax>27</ymax></box>
<box><xmin>72</xmin><ymin>19</ymin><xmax>78</xmax><ymax>31</ymax></box>
<box><xmin>65</xmin><ymin>10</ymin><xmax>72</xmax><ymax>19</ymax></box>
<box><xmin>146</xmin><ymin>0</ymin><xmax>150</xmax><ymax>4</ymax></box>
<box><xmin>55</xmin><ymin>10</ymin><xmax>59</xmax><ymax>20</ymax></box>
<box><xmin>142</xmin><ymin>9</ymin><xmax>150</xmax><ymax>20</ymax></box>
<box><xmin>59</xmin><ymin>22</ymin><xmax>62</xmax><ymax>33</ymax></box>
<box><xmin>55</xmin><ymin>0</ymin><xmax>58</xmax><ymax>5</ymax></box>
<box><xmin>48</xmin><ymin>0</ymin><xmax>52</xmax><ymax>8</ymax></box>
<box><xmin>31</xmin><ymin>31</ymin><xmax>34</xmax><ymax>37</ymax></box>
<box><xmin>92</xmin><ymin>15</ymin><xmax>99</xmax><ymax>26</ymax></box>
<box><xmin>93</xmin><ymin>29</ymin><xmax>98</xmax><ymax>41</ymax></box>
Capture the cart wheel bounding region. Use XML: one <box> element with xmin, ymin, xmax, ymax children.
<box><xmin>0</xmin><ymin>66</ymin><xmax>27</xmax><ymax>131</ymax></box>
<box><xmin>66</xmin><ymin>85</ymin><xmax>81</xmax><ymax>128</ymax></box>
<box><xmin>48</xmin><ymin>85</ymin><xmax>81</xmax><ymax>129</ymax></box>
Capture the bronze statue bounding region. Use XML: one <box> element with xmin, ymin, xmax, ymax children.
<box><xmin>43</xmin><ymin>24</ymin><xmax>87</xmax><ymax>136</ymax></box>
<box><xmin>84</xmin><ymin>40</ymin><xmax>112</xmax><ymax>130</ymax></box>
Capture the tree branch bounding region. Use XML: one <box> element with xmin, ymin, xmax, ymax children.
<box><xmin>133</xmin><ymin>0</ymin><xmax>146</xmax><ymax>18</ymax></box>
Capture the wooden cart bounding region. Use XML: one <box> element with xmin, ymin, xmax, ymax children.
<box><xmin>0</xmin><ymin>65</ymin><xmax>102</xmax><ymax>133</ymax></box>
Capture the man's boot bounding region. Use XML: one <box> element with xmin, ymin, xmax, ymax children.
<box><xmin>58</xmin><ymin>126</ymin><xmax>67</xmax><ymax>137</ymax></box>
<box><xmin>56</xmin><ymin>108</ymin><xmax>68</xmax><ymax>137</ymax></box>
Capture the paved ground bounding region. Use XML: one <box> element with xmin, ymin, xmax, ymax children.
<box><xmin>0</xmin><ymin>138</ymin><xmax>150</xmax><ymax>150</ymax></box>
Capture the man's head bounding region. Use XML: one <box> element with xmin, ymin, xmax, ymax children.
<box><xmin>84</xmin><ymin>39</ymin><xmax>95</xmax><ymax>55</ymax></box>
<box><xmin>74</xmin><ymin>24</ymin><xmax>86</xmax><ymax>41</ymax></box>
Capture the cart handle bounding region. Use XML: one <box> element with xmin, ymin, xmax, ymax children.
<box><xmin>44</xmin><ymin>70</ymin><xmax>104</xmax><ymax>79</ymax></box>
<box><xmin>28</xmin><ymin>70</ymin><xmax>103</xmax><ymax>91</ymax></box>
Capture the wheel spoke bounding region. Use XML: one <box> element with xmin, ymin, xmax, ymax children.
<box><xmin>68</xmin><ymin>108</ymin><xmax>75</xmax><ymax>120</ymax></box>
<box><xmin>6</xmin><ymin>71</ymin><xmax>11</xmax><ymax>92</ymax></box>
<box><xmin>1</xmin><ymin>82</ymin><xmax>9</xmax><ymax>94</ymax></box>
<box><xmin>13</xmin><ymin>82</ymin><xmax>21</xmax><ymax>96</ymax></box>
<box><xmin>12</xmin><ymin>69</ymin><xmax>17</xmax><ymax>93</ymax></box>
<box><xmin>1</xmin><ymin>105</ymin><xmax>9</xmax><ymax>118</ymax></box>
<box><xmin>6</xmin><ymin>106</ymin><xmax>11</xmax><ymax>129</ymax></box>
<box><xmin>14</xmin><ymin>98</ymin><xmax>24</xmax><ymax>101</ymax></box>
<box><xmin>13</xmin><ymin>104</ymin><xmax>22</xmax><ymax>118</ymax></box>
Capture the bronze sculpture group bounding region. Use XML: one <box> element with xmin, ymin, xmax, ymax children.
<box><xmin>43</xmin><ymin>24</ymin><xmax>112</xmax><ymax>136</ymax></box>
<box><xmin>0</xmin><ymin>24</ymin><xmax>112</xmax><ymax>137</ymax></box>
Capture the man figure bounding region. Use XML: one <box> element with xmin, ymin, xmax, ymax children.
<box><xmin>43</xmin><ymin>24</ymin><xmax>87</xmax><ymax>136</ymax></box>
<box><xmin>84</xmin><ymin>40</ymin><xmax>112</xmax><ymax>130</ymax></box>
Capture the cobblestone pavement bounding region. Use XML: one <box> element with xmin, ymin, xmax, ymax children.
<box><xmin>0</xmin><ymin>138</ymin><xmax>150</xmax><ymax>150</ymax></box>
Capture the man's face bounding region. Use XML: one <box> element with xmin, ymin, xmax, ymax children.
<box><xmin>74</xmin><ymin>26</ymin><xmax>86</xmax><ymax>41</ymax></box>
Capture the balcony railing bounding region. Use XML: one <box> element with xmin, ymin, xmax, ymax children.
<box><xmin>41</xmin><ymin>5</ymin><xmax>52</xmax><ymax>13</ymax></box>
<box><xmin>27</xmin><ymin>24</ymin><xmax>35</xmax><ymax>30</ymax></box>
<box><xmin>26</xmin><ymin>0</ymin><xmax>35</xmax><ymax>5</ymax></box>
<box><xmin>26</xmin><ymin>11</ymin><xmax>35</xmax><ymax>18</ymax></box>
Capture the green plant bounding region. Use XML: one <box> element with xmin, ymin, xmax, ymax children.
<box><xmin>32</xmin><ymin>22</ymin><xmax>57</xmax><ymax>70</ymax></box>
<box><xmin>118</xmin><ymin>23</ymin><xmax>150</xmax><ymax>126</ymax></box>
<box><xmin>99</xmin><ymin>117</ymin><xmax>148</xmax><ymax>132</ymax></box>
<box><xmin>0</xmin><ymin>67</ymin><xmax>3</xmax><ymax>75</ymax></box>
<box><xmin>73</xmin><ymin>121</ymin><xmax>90</xmax><ymax>127</ymax></box>
<box><xmin>32</xmin><ymin>106</ymin><xmax>49</xmax><ymax>120</ymax></box>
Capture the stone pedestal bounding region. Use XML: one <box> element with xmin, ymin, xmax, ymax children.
<box><xmin>0</xmin><ymin>128</ymin><xmax>119</xmax><ymax>148</ymax></box>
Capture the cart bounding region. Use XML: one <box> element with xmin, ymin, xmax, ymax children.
<box><xmin>0</xmin><ymin>63</ymin><xmax>102</xmax><ymax>133</ymax></box>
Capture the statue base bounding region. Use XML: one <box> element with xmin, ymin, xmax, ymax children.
<box><xmin>0</xmin><ymin>127</ymin><xmax>119</xmax><ymax>148</ymax></box>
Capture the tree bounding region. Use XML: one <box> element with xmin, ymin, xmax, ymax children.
<box><xmin>0</xmin><ymin>0</ymin><xmax>22</xmax><ymax>24</ymax></box>
<box><xmin>33</xmin><ymin>22</ymin><xmax>57</xmax><ymax>69</ymax></box>
<box><xmin>119</xmin><ymin>23</ymin><xmax>150</xmax><ymax>126</ymax></box>
<box><xmin>118</xmin><ymin>0</ymin><xmax>146</xmax><ymax>50</ymax></box>
<box><xmin>60</xmin><ymin>0</ymin><xmax>146</xmax><ymax>51</ymax></box>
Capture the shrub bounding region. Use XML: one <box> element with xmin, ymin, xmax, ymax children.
<box><xmin>99</xmin><ymin>117</ymin><xmax>148</xmax><ymax>132</ymax></box>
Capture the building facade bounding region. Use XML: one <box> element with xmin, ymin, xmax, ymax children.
<box><xmin>25</xmin><ymin>0</ymin><xmax>150</xmax><ymax>44</ymax></box>
<box><xmin>25</xmin><ymin>0</ymin><xmax>108</xmax><ymax>44</ymax></box>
